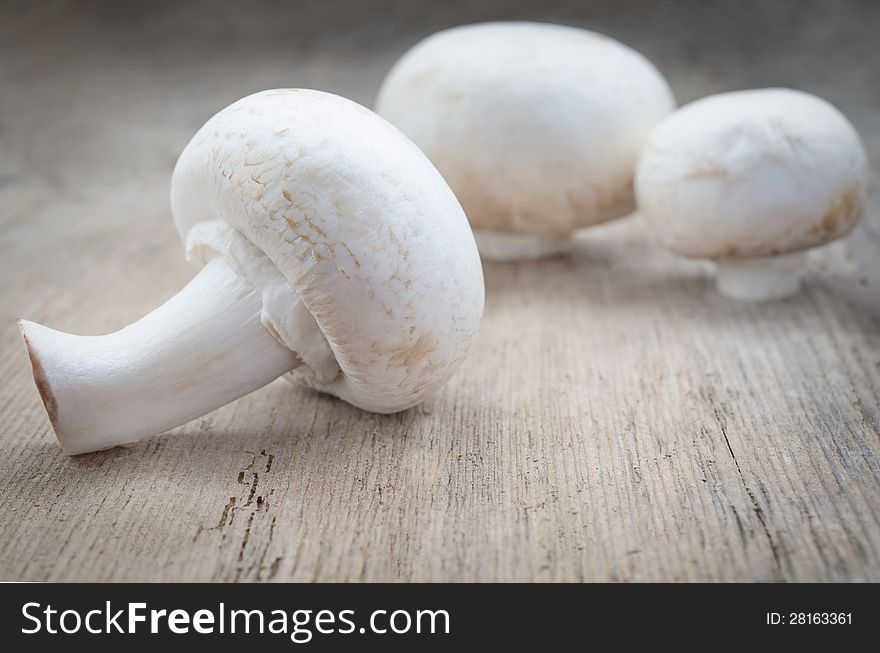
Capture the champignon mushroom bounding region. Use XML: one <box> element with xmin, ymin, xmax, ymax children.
<box><xmin>375</xmin><ymin>21</ymin><xmax>676</xmax><ymax>261</ymax></box>
<box><xmin>636</xmin><ymin>88</ymin><xmax>869</xmax><ymax>300</ymax></box>
<box><xmin>18</xmin><ymin>89</ymin><xmax>485</xmax><ymax>455</ymax></box>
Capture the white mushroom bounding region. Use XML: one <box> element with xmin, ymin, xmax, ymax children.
<box><xmin>19</xmin><ymin>89</ymin><xmax>485</xmax><ymax>455</ymax></box>
<box><xmin>636</xmin><ymin>88</ymin><xmax>869</xmax><ymax>300</ymax></box>
<box><xmin>375</xmin><ymin>21</ymin><xmax>676</xmax><ymax>261</ymax></box>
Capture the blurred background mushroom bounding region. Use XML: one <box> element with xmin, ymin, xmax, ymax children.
<box><xmin>636</xmin><ymin>88</ymin><xmax>868</xmax><ymax>300</ymax></box>
<box><xmin>376</xmin><ymin>22</ymin><xmax>675</xmax><ymax>261</ymax></box>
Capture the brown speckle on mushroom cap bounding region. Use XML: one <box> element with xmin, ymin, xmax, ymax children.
<box><xmin>809</xmin><ymin>187</ymin><xmax>863</xmax><ymax>240</ymax></box>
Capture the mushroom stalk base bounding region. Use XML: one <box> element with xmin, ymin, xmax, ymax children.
<box><xmin>18</xmin><ymin>257</ymin><xmax>301</xmax><ymax>455</ymax></box>
<box><xmin>715</xmin><ymin>251</ymin><xmax>808</xmax><ymax>301</ymax></box>
<box><xmin>474</xmin><ymin>230</ymin><xmax>572</xmax><ymax>262</ymax></box>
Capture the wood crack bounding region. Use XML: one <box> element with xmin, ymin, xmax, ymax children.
<box><xmin>716</xmin><ymin>408</ymin><xmax>785</xmax><ymax>581</ymax></box>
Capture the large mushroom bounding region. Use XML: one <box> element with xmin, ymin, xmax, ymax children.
<box><xmin>375</xmin><ymin>21</ymin><xmax>676</xmax><ymax>261</ymax></box>
<box><xmin>19</xmin><ymin>89</ymin><xmax>485</xmax><ymax>455</ymax></box>
<box><xmin>636</xmin><ymin>88</ymin><xmax>869</xmax><ymax>300</ymax></box>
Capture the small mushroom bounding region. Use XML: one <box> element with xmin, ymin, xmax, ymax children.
<box><xmin>636</xmin><ymin>88</ymin><xmax>869</xmax><ymax>300</ymax></box>
<box><xmin>19</xmin><ymin>89</ymin><xmax>485</xmax><ymax>455</ymax></box>
<box><xmin>375</xmin><ymin>21</ymin><xmax>675</xmax><ymax>261</ymax></box>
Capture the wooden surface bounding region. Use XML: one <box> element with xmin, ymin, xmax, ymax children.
<box><xmin>1</xmin><ymin>0</ymin><xmax>879</xmax><ymax>582</ymax></box>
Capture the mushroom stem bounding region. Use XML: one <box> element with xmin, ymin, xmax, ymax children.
<box><xmin>715</xmin><ymin>251</ymin><xmax>808</xmax><ymax>301</ymax></box>
<box><xmin>473</xmin><ymin>229</ymin><xmax>572</xmax><ymax>262</ymax></box>
<box><xmin>18</xmin><ymin>257</ymin><xmax>301</xmax><ymax>455</ymax></box>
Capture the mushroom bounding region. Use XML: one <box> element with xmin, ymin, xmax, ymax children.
<box><xmin>636</xmin><ymin>88</ymin><xmax>869</xmax><ymax>300</ymax></box>
<box><xmin>18</xmin><ymin>89</ymin><xmax>485</xmax><ymax>455</ymax></box>
<box><xmin>375</xmin><ymin>21</ymin><xmax>676</xmax><ymax>261</ymax></box>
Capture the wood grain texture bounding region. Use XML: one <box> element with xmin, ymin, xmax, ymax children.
<box><xmin>1</xmin><ymin>0</ymin><xmax>878</xmax><ymax>582</ymax></box>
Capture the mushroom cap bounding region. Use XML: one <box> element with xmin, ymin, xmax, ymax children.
<box><xmin>375</xmin><ymin>21</ymin><xmax>675</xmax><ymax>238</ymax></box>
<box><xmin>171</xmin><ymin>89</ymin><xmax>484</xmax><ymax>413</ymax></box>
<box><xmin>635</xmin><ymin>88</ymin><xmax>869</xmax><ymax>260</ymax></box>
